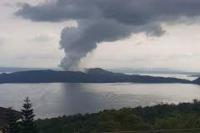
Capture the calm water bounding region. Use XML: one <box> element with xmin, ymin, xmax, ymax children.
<box><xmin>0</xmin><ymin>83</ymin><xmax>200</xmax><ymax>118</ymax></box>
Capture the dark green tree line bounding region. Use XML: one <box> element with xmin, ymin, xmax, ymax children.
<box><xmin>20</xmin><ymin>97</ymin><xmax>37</xmax><ymax>133</ymax></box>
<box><xmin>6</xmin><ymin>97</ymin><xmax>37</xmax><ymax>133</ymax></box>
<box><xmin>6</xmin><ymin>108</ymin><xmax>19</xmax><ymax>133</ymax></box>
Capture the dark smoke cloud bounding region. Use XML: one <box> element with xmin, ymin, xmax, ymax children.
<box><xmin>16</xmin><ymin>0</ymin><xmax>200</xmax><ymax>69</ymax></box>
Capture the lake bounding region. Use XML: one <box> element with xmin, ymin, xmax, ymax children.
<box><xmin>0</xmin><ymin>83</ymin><xmax>200</xmax><ymax>118</ymax></box>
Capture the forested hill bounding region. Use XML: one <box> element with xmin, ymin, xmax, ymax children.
<box><xmin>0</xmin><ymin>68</ymin><xmax>193</xmax><ymax>84</ymax></box>
<box><xmin>193</xmin><ymin>77</ymin><xmax>200</xmax><ymax>84</ymax></box>
<box><xmin>0</xmin><ymin>107</ymin><xmax>20</xmax><ymax>128</ymax></box>
<box><xmin>36</xmin><ymin>100</ymin><xmax>200</xmax><ymax>133</ymax></box>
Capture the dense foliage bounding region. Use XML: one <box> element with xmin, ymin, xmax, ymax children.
<box><xmin>20</xmin><ymin>97</ymin><xmax>37</xmax><ymax>133</ymax></box>
<box><xmin>36</xmin><ymin>100</ymin><xmax>200</xmax><ymax>133</ymax></box>
<box><xmin>5</xmin><ymin>97</ymin><xmax>38</xmax><ymax>133</ymax></box>
<box><xmin>6</xmin><ymin>108</ymin><xmax>20</xmax><ymax>133</ymax></box>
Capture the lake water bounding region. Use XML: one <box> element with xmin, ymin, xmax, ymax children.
<box><xmin>0</xmin><ymin>83</ymin><xmax>200</xmax><ymax>118</ymax></box>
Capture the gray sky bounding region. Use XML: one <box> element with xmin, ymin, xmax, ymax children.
<box><xmin>1</xmin><ymin>0</ymin><xmax>200</xmax><ymax>71</ymax></box>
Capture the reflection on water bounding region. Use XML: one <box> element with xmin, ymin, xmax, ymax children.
<box><xmin>0</xmin><ymin>83</ymin><xmax>199</xmax><ymax>118</ymax></box>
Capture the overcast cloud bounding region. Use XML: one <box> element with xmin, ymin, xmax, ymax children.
<box><xmin>0</xmin><ymin>0</ymin><xmax>200</xmax><ymax>71</ymax></box>
<box><xmin>15</xmin><ymin>0</ymin><xmax>200</xmax><ymax>70</ymax></box>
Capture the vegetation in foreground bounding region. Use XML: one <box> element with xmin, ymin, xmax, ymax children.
<box><xmin>36</xmin><ymin>100</ymin><xmax>200</xmax><ymax>133</ymax></box>
<box><xmin>5</xmin><ymin>97</ymin><xmax>37</xmax><ymax>133</ymax></box>
<box><xmin>4</xmin><ymin>99</ymin><xmax>200</xmax><ymax>133</ymax></box>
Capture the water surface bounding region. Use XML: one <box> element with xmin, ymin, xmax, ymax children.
<box><xmin>0</xmin><ymin>83</ymin><xmax>199</xmax><ymax>118</ymax></box>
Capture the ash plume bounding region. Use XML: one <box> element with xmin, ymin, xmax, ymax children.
<box><xmin>16</xmin><ymin>0</ymin><xmax>200</xmax><ymax>70</ymax></box>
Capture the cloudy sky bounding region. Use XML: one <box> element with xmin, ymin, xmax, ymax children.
<box><xmin>1</xmin><ymin>0</ymin><xmax>200</xmax><ymax>72</ymax></box>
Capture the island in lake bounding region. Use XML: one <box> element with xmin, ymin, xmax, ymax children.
<box><xmin>0</xmin><ymin>68</ymin><xmax>196</xmax><ymax>84</ymax></box>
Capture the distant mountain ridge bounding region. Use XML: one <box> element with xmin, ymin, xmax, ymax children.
<box><xmin>193</xmin><ymin>78</ymin><xmax>200</xmax><ymax>84</ymax></box>
<box><xmin>110</xmin><ymin>68</ymin><xmax>200</xmax><ymax>75</ymax></box>
<box><xmin>0</xmin><ymin>67</ymin><xmax>47</xmax><ymax>73</ymax></box>
<box><xmin>0</xmin><ymin>68</ymin><xmax>194</xmax><ymax>84</ymax></box>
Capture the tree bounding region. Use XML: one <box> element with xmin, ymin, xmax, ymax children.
<box><xmin>20</xmin><ymin>97</ymin><xmax>37</xmax><ymax>133</ymax></box>
<box><xmin>6</xmin><ymin>107</ymin><xmax>20</xmax><ymax>133</ymax></box>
